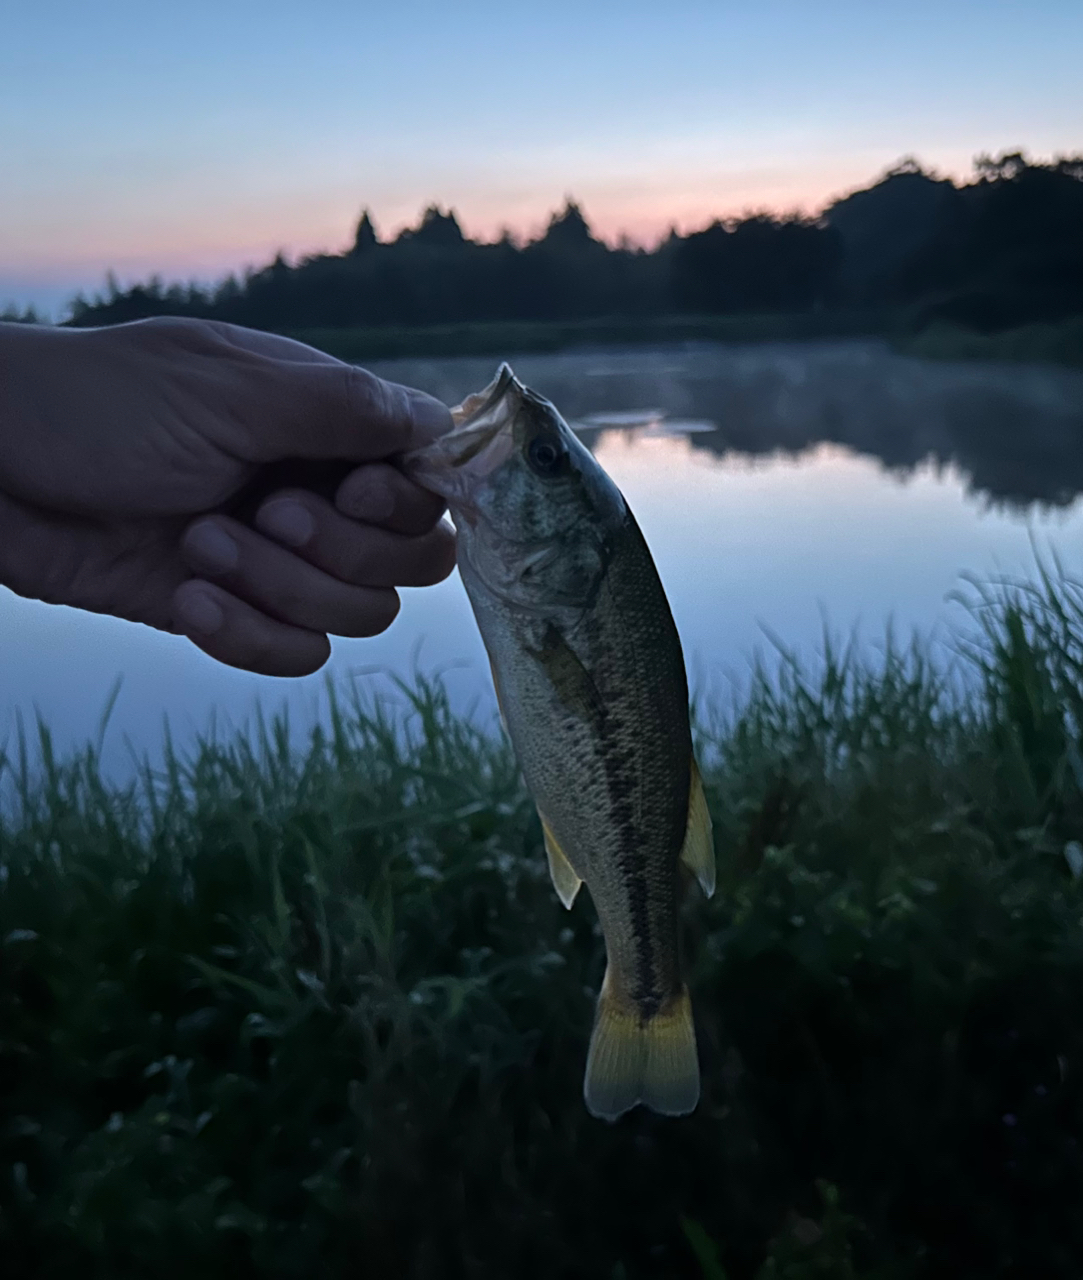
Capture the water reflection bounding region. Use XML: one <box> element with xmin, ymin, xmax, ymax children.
<box><xmin>3</xmin><ymin>343</ymin><xmax>1082</xmax><ymax>772</ymax></box>
<box><xmin>373</xmin><ymin>342</ymin><xmax>1083</xmax><ymax>509</ymax></box>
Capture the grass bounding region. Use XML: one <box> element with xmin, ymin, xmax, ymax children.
<box><xmin>4</xmin><ymin>569</ymin><xmax>1083</xmax><ymax>1277</ymax></box>
<box><xmin>282</xmin><ymin>311</ymin><xmax>890</xmax><ymax>362</ymax></box>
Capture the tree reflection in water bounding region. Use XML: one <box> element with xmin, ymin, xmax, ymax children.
<box><xmin>373</xmin><ymin>343</ymin><xmax>1083</xmax><ymax>511</ymax></box>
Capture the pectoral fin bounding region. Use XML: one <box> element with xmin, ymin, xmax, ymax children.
<box><xmin>679</xmin><ymin>756</ymin><xmax>715</xmax><ymax>898</ymax></box>
<box><xmin>540</xmin><ymin>813</ymin><xmax>582</xmax><ymax>909</ymax></box>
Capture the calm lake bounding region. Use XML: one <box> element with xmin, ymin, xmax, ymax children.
<box><xmin>3</xmin><ymin>339</ymin><xmax>1083</xmax><ymax>774</ymax></box>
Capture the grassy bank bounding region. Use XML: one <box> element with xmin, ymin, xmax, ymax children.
<box><xmin>897</xmin><ymin>316</ymin><xmax>1083</xmax><ymax>370</ymax></box>
<box><xmin>286</xmin><ymin>311</ymin><xmax>1083</xmax><ymax>371</ymax></box>
<box><xmin>4</xmin><ymin>571</ymin><xmax>1083</xmax><ymax>1277</ymax></box>
<box><xmin>283</xmin><ymin>311</ymin><xmax>889</xmax><ymax>362</ymax></box>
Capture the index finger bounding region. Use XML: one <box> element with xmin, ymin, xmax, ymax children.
<box><xmin>250</xmin><ymin>361</ymin><xmax>452</xmax><ymax>462</ymax></box>
<box><xmin>184</xmin><ymin>320</ymin><xmax>451</xmax><ymax>462</ymax></box>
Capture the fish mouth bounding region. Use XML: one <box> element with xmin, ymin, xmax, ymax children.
<box><xmin>450</xmin><ymin>363</ymin><xmax>519</xmax><ymax>430</ymax></box>
<box><xmin>403</xmin><ymin>363</ymin><xmax>521</xmax><ymax>502</ymax></box>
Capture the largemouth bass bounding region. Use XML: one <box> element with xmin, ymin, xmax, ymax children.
<box><xmin>405</xmin><ymin>365</ymin><xmax>714</xmax><ymax>1120</ymax></box>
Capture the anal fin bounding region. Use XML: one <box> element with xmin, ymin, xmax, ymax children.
<box><xmin>540</xmin><ymin>813</ymin><xmax>582</xmax><ymax>909</ymax></box>
<box><xmin>679</xmin><ymin>755</ymin><xmax>715</xmax><ymax>898</ymax></box>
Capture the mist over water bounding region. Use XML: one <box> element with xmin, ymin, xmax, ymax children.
<box><xmin>376</xmin><ymin>341</ymin><xmax>1083</xmax><ymax>509</ymax></box>
<box><xmin>3</xmin><ymin>342</ymin><xmax>1082</xmax><ymax>776</ymax></box>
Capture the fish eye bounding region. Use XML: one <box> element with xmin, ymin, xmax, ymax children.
<box><xmin>527</xmin><ymin>433</ymin><xmax>566</xmax><ymax>477</ymax></box>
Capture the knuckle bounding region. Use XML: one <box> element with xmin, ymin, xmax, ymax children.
<box><xmin>130</xmin><ymin>315</ymin><xmax>219</xmax><ymax>352</ymax></box>
<box><xmin>293</xmin><ymin>635</ymin><xmax>331</xmax><ymax>675</ymax></box>
<box><xmin>245</xmin><ymin>622</ymin><xmax>329</xmax><ymax>677</ymax></box>
<box><xmin>238</xmin><ymin>621</ymin><xmax>279</xmax><ymax>675</ymax></box>
<box><xmin>354</xmin><ymin>589</ymin><xmax>400</xmax><ymax>636</ymax></box>
<box><xmin>346</xmin><ymin>368</ymin><xmax>407</xmax><ymax>431</ymax></box>
<box><xmin>433</xmin><ymin>539</ymin><xmax>458</xmax><ymax>582</ymax></box>
<box><xmin>340</xmin><ymin>543</ymin><xmax>377</xmax><ymax>585</ymax></box>
<box><xmin>399</xmin><ymin>492</ymin><xmax>445</xmax><ymax>533</ymax></box>
<box><xmin>344</xmin><ymin>366</ymin><xmax>379</xmax><ymax>418</ymax></box>
<box><xmin>269</xmin><ymin>582</ymin><xmax>310</xmax><ymax>623</ymax></box>
<box><xmin>321</xmin><ymin>523</ymin><xmax>384</xmax><ymax>586</ymax></box>
<box><xmin>413</xmin><ymin>528</ymin><xmax>457</xmax><ymax>584</ymax></box>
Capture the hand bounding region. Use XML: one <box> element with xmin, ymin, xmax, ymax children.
<box><xmin>0</xmin><ymin>317</ymin><xmax>456</xmax><ymax>675</ymax></box>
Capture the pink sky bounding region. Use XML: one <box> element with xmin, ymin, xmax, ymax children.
<box><xmin>3</xmin><ymin>148</ymin><xmax>979</xmax><ymax>314</ymax></box>
<box><xmin>5</xmin><ymin>1</ymin><xmax>1081</xmax><ymax>315</ymax></box>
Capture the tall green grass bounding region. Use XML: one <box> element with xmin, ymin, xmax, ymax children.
<box><xmin>3</xmin><ymin>573</ymin><xmax>1083</xmax><ymax>1278</ymax></box>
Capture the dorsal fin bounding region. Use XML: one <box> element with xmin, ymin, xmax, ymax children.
<box><xmin>679</xmin><ymin>756</ymin><xmax>715</xmax><ymax>898</ymax></box>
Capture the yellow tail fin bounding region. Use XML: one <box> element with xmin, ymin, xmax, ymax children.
<box><xmin>583</xmin><ymin>972</ymin><xmax>700</xmax><ymax>1121</ymax></box>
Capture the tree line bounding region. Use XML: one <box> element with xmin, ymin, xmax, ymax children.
<box><xmin>66</xmin><ymin>151</ymin><xmax>1083</xmax><ymax>335</ymax></box>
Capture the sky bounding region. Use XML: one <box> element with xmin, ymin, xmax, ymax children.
<box><xmin>3</xmin><ymin>0</ymin><xmax>1082</xmax><ymax>316</ymax></box>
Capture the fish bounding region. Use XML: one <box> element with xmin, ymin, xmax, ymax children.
<box><xmin>404</xmin><ymin>364</ymin><xmax>714</xmax><ymax>1121</ymax></box>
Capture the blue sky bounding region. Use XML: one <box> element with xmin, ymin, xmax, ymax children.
<box><xmin>3</xmin><ymin>0</ymin><xmax>1081</xmax><ymax>315</ymax></box>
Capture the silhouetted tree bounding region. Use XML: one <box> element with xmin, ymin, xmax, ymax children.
<box><xmin>890</xmin><ymin>151</ymin><xmax>1083</xmax><ymax>330</ymax></box>
<box><xmin>397</xmin><ymin>206</ymin><xmax>465</xmax><ymax>248</ymax></box>
<box><xmin>64</xmin><ymin>153</ymin><xmax>1083</xmax><ymax>336</ymax></box>
<box><xmin>671</xmin><ymin>215</ymin><xmax>840</xmax><ymax>313</ymax></box>
<box><xmin>0</xmin><ymin>304</ymin><xmax>44</xmax><ymax>324</ymax></box>
<box><xmin>540</xmin><ymin>201</ymin><xmax>596</xmax><ymax>249</ymax></box>
<box><xmin>350</xmin><ymin>210</ymin><xmax>379</xmax><ymax>255</ymax></box>
<box><xmin>825</xmin><ymin>163</ymin><xmax>959</xmax><ymax>301</ymax></box>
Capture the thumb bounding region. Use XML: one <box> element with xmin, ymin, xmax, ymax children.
<box><xmin>243</xmin><ymin>357</ymin><xmax>452</xmax><ymax>463</ymax></box>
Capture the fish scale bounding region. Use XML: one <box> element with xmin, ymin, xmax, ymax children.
<box><xmin>405</xmin><ymin>364</ymin><xmax>715</xmax><ymax>1120</ymax></box>
<box><xmin>575</xmin><ymin>536</ymin><xmax>690</xmax><ymax>1009</ymax></box>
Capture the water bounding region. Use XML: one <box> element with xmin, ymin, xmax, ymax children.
<box><xmin>3</xmin><ymin>340</ymin><xmax>1082</xmax><ymax>773</ymax></box>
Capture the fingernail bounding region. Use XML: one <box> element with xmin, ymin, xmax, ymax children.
<box><xmin>176</xmin><ymin>589</ymin><xmax>223</xmax><ymax>636</ymax></box>
<box><xmin>184</xmin><ymin>521</ymin><xmax>238</xmax><ymax>573</ymax></box>
<box><xmin>408</xmin><ymin>390</ymin><xmax>452</xmax><ymax>442</ymax></box>
<box><xmin>258</xmin><ymin>499</ymin><xmax>315</xmax><ymax>547</ymax></box>
<box><xmin>338</xmin><ymin>472</ymin><xmax>394</xmax><ymax>522</ymax></box>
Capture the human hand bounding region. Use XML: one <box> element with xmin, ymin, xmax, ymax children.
<box><xmin>0</xmin><ymin>317</ymin><xmax>456</xmax><ymax>675</ymax></box>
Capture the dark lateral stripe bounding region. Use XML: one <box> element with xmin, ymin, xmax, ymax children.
<box><xmin>536</xmin><ymin>614</ymin><xmax>673</xmax><ymax>1015</ymax></box>
<box><xmin>596</xmin><ymin>713</ymin><xmax>663</xmax><ymax>1013</ymax></box>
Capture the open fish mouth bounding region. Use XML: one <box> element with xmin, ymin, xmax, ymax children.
<box><xmin>403</xmin><ymin>363</ymin><xmax>520</xmax><ymax>501</ymax></box>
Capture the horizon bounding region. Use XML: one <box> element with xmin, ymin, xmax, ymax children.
<box><xmin>4</xmin><ymin>1</ymin><xmax>1082</xmax><ymax>317</ymax></box>
<box><xmin>5</xmin><ymin>150</ymin><xmax>1069</xmax><ymax>322</ymax></box>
